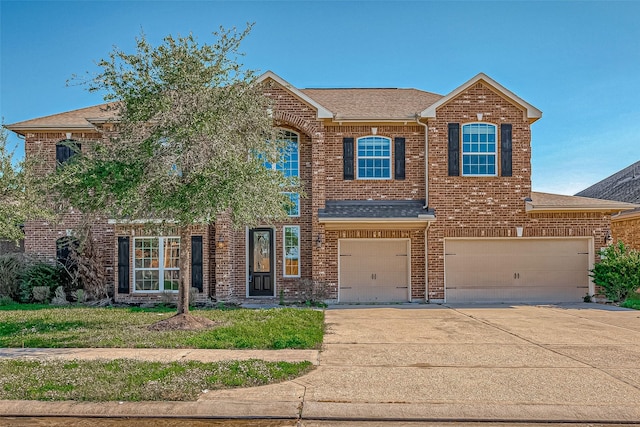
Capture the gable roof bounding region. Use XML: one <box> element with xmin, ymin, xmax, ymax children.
<box><xmin>301</xmin><ymin>88</ymin><xmax>442</xmax><ymax>121</ymax></box>
<box><xmin>420</xmin><ymin>73</ymin><xmax>542</xmax><ymax>122</ymax></box>
<box><xmin>575</xmin><ymin>161</ymin><xmax>640</xmax><ymax>204</ymax></box>
<box><xmin>256</xmin><ymin>71</ymin><xmax>333</xmax><ymax>119</ymax></box>
<box><xmin>5</xmin><ymin>104</ymin><xmax>116</xmax><ymax>134</ymax></box>
<box><xmin>526</xmin><ymin>191</ymin><xmax>638</xmax><ymax>213</ymax></box>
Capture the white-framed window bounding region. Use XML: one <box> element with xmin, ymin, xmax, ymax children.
<box><xmin>357</xmin><ymin>136</ymin><xmax>391</xmax><ymax>179</ymax></box>
<box><xmin>265</xmin><ymin>130</ymin><xmax>300</xmax><ymax>216</ymax></box>
<box><xmin>284</xmin><ymin>192</ymin><xmax>300</xmax><ymax>217</ymax></box>
<box><xmin>133</xmin><ymin>237</ymin><xmax>180</xmax><ymax>292</ymax></box>
<box><xmin>283</xmin><ymin>225</ymin><xmax>300</xmax><ymax>278</ymax></box>
<box><xmin>462</xmin><ymin>123</ymin><xmax>497</xmax><ymax>176</ymax></box>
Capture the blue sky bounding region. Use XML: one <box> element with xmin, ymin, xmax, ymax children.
<box><xmin>2</xmin><ymin>0</ymin><xmax>639</xmax><ymax>195</ymax></box>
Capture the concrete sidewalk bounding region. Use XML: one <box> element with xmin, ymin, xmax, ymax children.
<box><xmin>2</xmin><ymin>303</ymin><xmax>640</xmax><ymax>423</ymax></box>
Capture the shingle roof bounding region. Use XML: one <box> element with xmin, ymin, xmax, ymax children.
<box><xmin>319</xmin><ymin>200</ymin><xmax>434</xmax><ymax>220</ymax></box>
<box><xmin>300</xmin><ymin>88</ymin><xmax>442</xmax><ymax>121</ymax></box>
<box><xmin>5</xmin><ymin>103</ymin><xmax>116</xmax><ymax>133</ymax></box>
<box><xmin>527</xmin><ymin>191</ymin><xmax>638</xmax><ymax>213</ymax></box>
<box><xmin>575</xmin><ymin>161</ymin><xmax>640</xmax><ymax>204</ymax></box>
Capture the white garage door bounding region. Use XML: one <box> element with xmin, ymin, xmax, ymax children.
<box><xmin>339</xmin><ymin>239</ymin><xmax>410</xmax><ymax>303</ymax></box>
<box><xmin>445</xmin><ymin>238</ymin><xmax>591</xmax><ymax>303</ymax></box>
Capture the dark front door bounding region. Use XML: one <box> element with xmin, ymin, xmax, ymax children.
<box><xmin>249</xmin><ymin>228</ymin><xmax>275</xmax><ymax>296</ymax></box>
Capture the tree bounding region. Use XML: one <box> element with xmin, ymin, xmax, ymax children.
<box><xmin>52</xmin><ymin>26</ymin><xmax>297</xmax><ymax>319</ymax></box>
<box><xmin>0</xmin><ymin>126</ymin><xmax>50</xmax><ymax>242</ymax></box>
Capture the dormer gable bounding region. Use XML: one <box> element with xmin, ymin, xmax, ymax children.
<box><xmin>420</xmin><ymin>73</ymin><xmax>542</xmax><ymax>123</ymax></box>
<box><xmin>256</xmin><ymin>71</ymin><xmax>333</xmax><ymax>119</ymax></box>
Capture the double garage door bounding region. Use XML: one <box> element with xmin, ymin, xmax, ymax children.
<box><xmin>445</xmin><ymin>238</ymin><xmax>591</xmax><ymax>303</ymax></box>
<box><xmin>339</xmin><ymin>239</ymin><xmax>410</xmax><ymax>303</ymax></box>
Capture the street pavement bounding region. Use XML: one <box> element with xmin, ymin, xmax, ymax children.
<box><xmin>1</xmin><ymin>303</ymin><xmax>640</xmax><ymax>424</ymax></box>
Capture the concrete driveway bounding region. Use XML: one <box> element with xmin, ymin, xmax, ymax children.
<box><xmin>204</xmin><ymin>303</ymin><xmax>640</xmax><ymax>423</ymax></box>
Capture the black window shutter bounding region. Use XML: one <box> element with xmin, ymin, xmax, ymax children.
<box><xmin>56</xmin><ymin>141</ymin><xmax>80</xmax><ymax>165</ymax></box>
<box><xmin>394</xmin><ymin>137</ymin><xmax>406</xmax><ymax>180</ymax></box>
<box><xmin>343</xmin><ymin>137</ymin><xmax>354</xmax><ymax>180</ymax></box>
<box><xmin>501</xmin><ymin>124</ymin><xmax>512</xmax><ymax>177</ymax></box>
<box><xmin>448</xmin><ymin>123</ymin><xmax>460</xmax><ymax>176</ymax></box>
<box><xmin>117</xmin><ymin>237</ymin><xmax>130</xmax><ymax>294</ymax></box>
<box><xmin>191</xmin><ymin>236</ymin><xmax>203</xmax><ymax>293</ymax></box>
<box><xmin>56</xmin><ymin>144</ymin><xmax>71</xmax><ymax>164</ymax></box>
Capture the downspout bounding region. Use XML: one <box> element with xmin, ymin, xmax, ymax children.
<box><xmin>415</xmin><ymin>115</ymin><xmax>429</xmax><ymax>208</ymax></box>
<box><xmin>416</xmin><ymin>115</ymin><xmax>430</xmax><ymax>303</ymax></box>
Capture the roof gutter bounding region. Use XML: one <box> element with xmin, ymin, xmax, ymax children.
<box><xmin>415</xmin><ymin>115</ymin><xmax>429</xmax><ymax>208</ymax></box>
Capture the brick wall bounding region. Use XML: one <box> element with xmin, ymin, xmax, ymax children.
<box><xmin>612</xmin><ymin>214</ymin><xmax>640</xmax><ymax>250</ymax></box>
<box><xmin>23</xmin><ymin>131</ymin><xmax>115</xmax><ymax>287</ymax></box>
<box><xmin>212</xmin><ymin>79</ymin><xmax>320</xmax><ymax>302</ymax></box>
<box><xmin>323</xmin><ymin>125</ymin><xmax>425</xmax><ymax>200</ymax></box>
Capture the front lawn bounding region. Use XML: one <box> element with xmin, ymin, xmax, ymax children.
<box><xmin>0</xmin><ymin>359</ymin><xmax>313</xmax><ymax>401</ymax></box>
<box><xmin>0</xmin><ymin>306</ymin><xmax>324</xmax><ymax>349</ymax></box>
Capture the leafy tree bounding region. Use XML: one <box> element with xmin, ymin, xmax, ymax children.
<box><xmin>52</xmin><ymin>26</ymin><xmax>297</xmax><ymax>317</ymax></box>
<box><xmin>591</xmin><ymin>241</ymin><xmax>640</xmax><ymax>302</ymax></box>
<box><xmin>0</xmin><ymin>126</ymin><xmax>50</xmax><ymax>242</ymax></box>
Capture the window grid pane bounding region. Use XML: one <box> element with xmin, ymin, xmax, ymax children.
<box><xmin>134</xmin><ymin>237</ymin><xmax>180</xmax><ymax>292</ymax></box>
<box><xmin>283</xmin><ymin>226</ymin><xmax>300</xmax><ymax>277</ymax></box>
<box><xmin>284</xmin><ymin>192</ymin><xmax>300</xmax><ymax>217</ymax></box>
<box><xmin>276</xmin><ymin>132</ymin><xmax>299</xmax><ymax>178</ymax></box>
<box><xmin>357</xmin><ymin>137</ymin><xmax>391</xmax><ymax>179</ymax></box>
<box><xmin>462</xmin><ymin>124</ymin><xmax>497</xmax><ymax>176</ymax></box>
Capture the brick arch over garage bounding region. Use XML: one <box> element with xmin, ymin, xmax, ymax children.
<box><xmin>272</xmin><ymin>111</ymin><xmax>319</xmax><ymax>138</ymax></box>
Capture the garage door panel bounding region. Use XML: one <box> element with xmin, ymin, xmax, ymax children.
<box><xmin>445</xmin><ymin>239</ymin><xmax>590</xmax><ymax>303</ymax></box>
<box><xmin>340</xmin><ymin>239</ymin><xmax>409</xmax><ymax>303</ymax></box>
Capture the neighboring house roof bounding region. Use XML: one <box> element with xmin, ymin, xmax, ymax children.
<box><xmin>319</xmin><ymin>200</ymin><xmax>434</xmax><ymax>222</ymax></box>
<box><xmin>420</xmin><ymin>73</ymin><xmax>542</xmax><ymax>123</ymax></box>
<box><xmin>301</xmin><ymin>88</ymin><xmax>442</xmax><ymax>121</ymax></box>
<box><xmin>5</xmin><ymin>103</ymin><xmax>116</xmax><ymax>134</ymax></box>
<box><xmin>526</xmin><ymin>191</ymin><xmax>638</xmax><ymax>214</ymax></box>
<box><xmin>575</xmin><ymin>160</ymin><xmax>640</xmax><ymax>204</ymax></box>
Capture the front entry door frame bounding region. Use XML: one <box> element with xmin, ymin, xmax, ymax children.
<box><xmin>247</xmin><ymin>227</ymin><xmax>276</xmax><ymax>297</ymax></box>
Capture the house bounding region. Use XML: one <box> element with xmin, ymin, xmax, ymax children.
<box><xmin>576</xmin><ymin>161</ymin><xmax>640</xmax><ymax>250</ymax></box>
<box><xmin>6</xmin><ymin>72</ymin><xmax>638</xmax><ymax>304</ymax></box>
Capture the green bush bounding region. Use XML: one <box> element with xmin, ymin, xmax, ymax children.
<box><xmin>19</xmin><ymin>262</ymin><xmax>67</xmax><ymax>303</ymax></box>
<box><xmin>590</xmin><ymin>242</ymin><xmax>640</xmax><ymax>302</ymax></box>
<box><xmin>0</xmin><ymin>253</ymin><xmax>27</xmax><ymax>301</ymax></box>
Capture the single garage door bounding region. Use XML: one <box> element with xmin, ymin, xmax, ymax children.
<box><xmin>339</xmin><ymin>239</ymin><xmax>410</xmax><ymax>303</ymax></box>
<box><xmin>445</xmin><ymin>238</ymin><xmax>590</xmax><ymax>303</ymax></box>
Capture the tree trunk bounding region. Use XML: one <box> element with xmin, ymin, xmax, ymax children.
<box><xmin>177</xmin><ymin>226</ymin><xmax>191</xmax><ymax>314</ymax></box>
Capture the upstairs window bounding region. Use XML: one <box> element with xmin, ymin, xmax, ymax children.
<box><xmin>462</xmin><ymin>123</ymin><xmax>497</xmax><ymax>176</ymax></box>
<box><xmin>265</xmin><ymin>130</ymin><xmax>300</xmax><ymax>216</ymax></box>
<box><xmin>357</xmin><ymin>136</ymin><xmax>391</xmax><ymax>179</ymax></box>
<box><xmin>56</xmin><ymin>139</ymin><xmax>81</xmax><ymax>166</ymax></box>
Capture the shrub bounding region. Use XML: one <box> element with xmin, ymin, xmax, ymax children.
<box><xmin>297</xmin><ymin>278</ymin><xmax>329</xmax><ymax>306</ymax></box>
<box><xmin>0</xmin><ymin>253</ymin><xmax>27</xmax><ymax>301</ymax></box>
<box><xmin>19</xmin><ymin>262</ymin><xmax>66</xmax><ymax>303</ymax></box>
<box><xmin>31</xmin><ymin>286</ymin><xmax>51</xmax><ymax>303</ymax></box>
<box><xmin>51</xmin><ymin>286</ymin><xmax>70</xmax><ymax>306</ymax></box>
<box><xmin>591</xmin><ymin>241</ymin><xmax>640</xmax><ymax>302</ymax></box>
<box><xmin>189</xmin><ymin>287</ymin><xmax>199</xmax><ymax>307</ymax></box>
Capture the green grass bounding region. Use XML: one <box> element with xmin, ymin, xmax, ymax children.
<box><xmin>621</xmin><ymin>293</ymin><xmax>640</xmax><ymax>310</ymax></box>
<box><xmin>0</xmin><ymin>306</ymin><xmax>324</xmax><ymax>349</ymax></box>
<box><xmin>0</xmin><ymin>358</ymin><xmax>313</xmax><ymax>401</ymax></box>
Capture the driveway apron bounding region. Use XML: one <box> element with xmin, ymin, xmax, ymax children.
<box><xmin>204</xmin><ymin>303</ymin><xmax>640</xmax><ymax>423</ymax></box>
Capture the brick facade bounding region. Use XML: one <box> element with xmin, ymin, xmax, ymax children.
<box><xmin>612</xmin><ymin>213</ymin><xmax>640</xmax><ymax>250</ymax></box>
<box><xmin>11</xmin><ymin>72</ymin><xmax>628</xmax><ymax>304</ymax></box>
